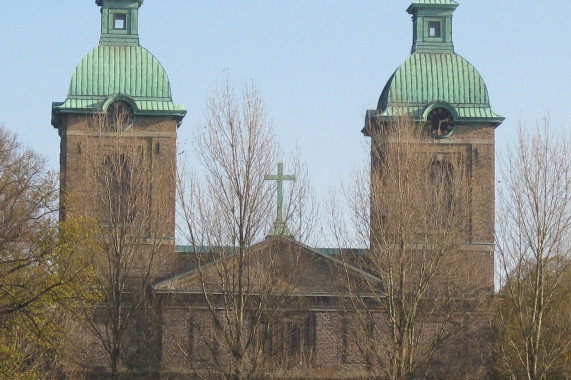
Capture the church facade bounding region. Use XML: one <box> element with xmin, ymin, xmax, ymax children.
<box><xmin>52</xmin><ymin>0</ymin><xmax>502</xmax><ymax>378</ymax></box>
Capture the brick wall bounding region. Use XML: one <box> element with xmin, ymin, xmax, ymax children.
<box><xmin>59</xmin><ymin>113</ymin><xmax>178</xmax><ymax>279</ymax></box>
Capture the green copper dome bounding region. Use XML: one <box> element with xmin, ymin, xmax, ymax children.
<box><xmin>58</xmin><ymin>45</ymin><xmax>184</xmax><ymax>113</ymax></box>
<box><xmin>364</xmin><ymin>0</ymin><xmax>503</xmax><ymax>132</ymax></box>
<box><xmin>52</xmin><ymin>0</ymin><xmax>185</xmax><ymax>128</ymax></box>
<box><xmin>376</xmin><ymin>53</ymin><xmax>502</xmax><ymax>121</ymax></box>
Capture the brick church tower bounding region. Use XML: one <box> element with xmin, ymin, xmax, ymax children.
<box><xmin>51</xmin><ymin>0</ymin><xmax>186</xmax><ymax>279</ymax></box>
<box><xmin>364</xmin><ymin>0</ymin><xmax>503</xmax><ymax>294</ymax></box>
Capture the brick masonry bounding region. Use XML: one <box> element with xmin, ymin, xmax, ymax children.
<box><xmin>59</xmin><ymin>112</ymin><xmax>495</xmax><ymax>378</ymax></box>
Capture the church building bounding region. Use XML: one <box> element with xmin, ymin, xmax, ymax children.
<box><xmin>52</xmin><ymin>0</ymin><xmax>502</xmax><ymax>378</ymax></box>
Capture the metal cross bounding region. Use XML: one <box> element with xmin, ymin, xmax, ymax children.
<box><xmin>264</xmin><ymin>162</ymin><xmax>295</xmax><ymax>222</ymax></box>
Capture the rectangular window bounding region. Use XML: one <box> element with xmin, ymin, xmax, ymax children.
<box><xmin>188</xmin><ymin>318</ymin><xmax>195</xmax><ymax>358</ymax></box>
<box><xmin>263</xmin><ymin>313</ymin><xmax>316</xmax><ymax>364</ymax></box>
<box><xmin>102</xmin><ymin>153</ymin><xmax>135</xmax><ymax>223</ymax></box>
<box><xmin>304</xmin><ymin>313</ymin><xmax>316</xmax><ymax>359</ymax></box>
<box><xmin>341</xmin><ymin>318</ymin><xmax>348</xmax><ymax>364</ymax></box>
<box><xmin>113</xmin><ymin>14</ymin><xmax>127</xmax><ymax>30</ymax></box>
<box><xmin>428</xmin><ymin>21</ymin><xmax>441</xmax><ymax>37</ymax></box>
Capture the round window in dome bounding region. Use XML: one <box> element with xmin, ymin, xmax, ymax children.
<box><xmin>426</xmin><ymin>107</ymin><xmax>455</xmax><ymax>139</ymax></box>
<box><xmin>106</xmin><ymin>100</ymin><xmax>135</xmax><ymax>131</ymax></box>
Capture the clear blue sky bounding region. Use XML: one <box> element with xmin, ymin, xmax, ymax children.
<box><xmin>1</xmin><ymin>1</ymin><xmax>570</xmax><ymax>222</ymax></box>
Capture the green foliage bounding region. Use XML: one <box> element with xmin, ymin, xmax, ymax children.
<box><xmin>493</xmin><ymin>259</ymin><xmax>571</xmax><ymax>379</ymax></box>
<box><xmin>0</xmin><ymin>126</ymin><xmax>99</xmax><ymax>378</ymax></box>
<box><xmin>495</xmin><ymin>126</ymin><xmax>571</xmax><ymax>380</ymax></box>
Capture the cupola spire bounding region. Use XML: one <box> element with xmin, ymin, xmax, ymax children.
<box><xmin>407</xmin><ymin>0</ymin><xmax>458</xmax><ymax>54</ymax></box>
<box><xmin>96</xmin><ymin>0</ymin><xmax>144</xmax><ymax>46</ymax></box>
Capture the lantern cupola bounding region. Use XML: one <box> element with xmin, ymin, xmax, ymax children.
<box><xmin>97</xmin><ymin>0</ymin><xmax>144</xmax><ymax>46</ymax></box>
<box><xmin>408</xmin><ymin>0</ymin><xmax>458</xmax><ymax>54</ymax></box>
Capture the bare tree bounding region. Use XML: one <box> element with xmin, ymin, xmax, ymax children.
<box><xmin>65</xmin><ymin>109</ymin><xmax>175</xmax><ymax>378</ymax></box>
<box><xmin>174</xmin><ymin>81</ymin><xmax>317</xmax><ymax>378</ymax></box>
<box><xmin>0</xmin><ymin>125</ymin><xmax>94</xmax><ymax>378</ymax></box>
<box><xmin>330</xmin><ymin>116</ymin><xmax>486</xmax><ymax>379</ymax></box>
<box><xmin>494</xmin><ymin>122</ymin><xmax>571</xmax><ymax>380</ymax></box>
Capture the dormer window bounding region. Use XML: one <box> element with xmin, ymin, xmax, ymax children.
<box><xmin>428</xmin><ymin>21</ymin><xmax>441</xmax><ymax>37</ymax></box>
<box><xmin>113</xmin><ymin>14</ymin><xmax>126</xmax><ymax>30</ymax></box>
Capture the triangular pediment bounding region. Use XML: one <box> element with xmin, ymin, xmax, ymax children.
<box><xmin>154</xmin><ymin>237</ymin><xmax>377</xmax><ymax>297</ymax></box>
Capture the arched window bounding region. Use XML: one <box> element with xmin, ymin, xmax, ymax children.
<box><xmin>106</xmin><ymin>100</ymin><xmax>134</xmax><ymax>131</ymax></box>
<box><xmin>102</xmin><ymin>153</ymin><xmax>135</xmax><ymax>223</ymax></box>
<box><xmin>427</xmin><ymin>160</ymin><xmax>453</xmax><ymax>213</ymax></box>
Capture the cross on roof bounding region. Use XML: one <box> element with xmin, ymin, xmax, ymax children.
<box><xmin>264</xmin><ymin>162</ymin><xmax>295</xmax><ymax>237</ymax></box>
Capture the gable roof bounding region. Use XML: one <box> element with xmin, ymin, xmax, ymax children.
<box><xmin>154</xmin><ymin>237</ymin><xmax>380</xmax><ymax>297</ymax></box>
